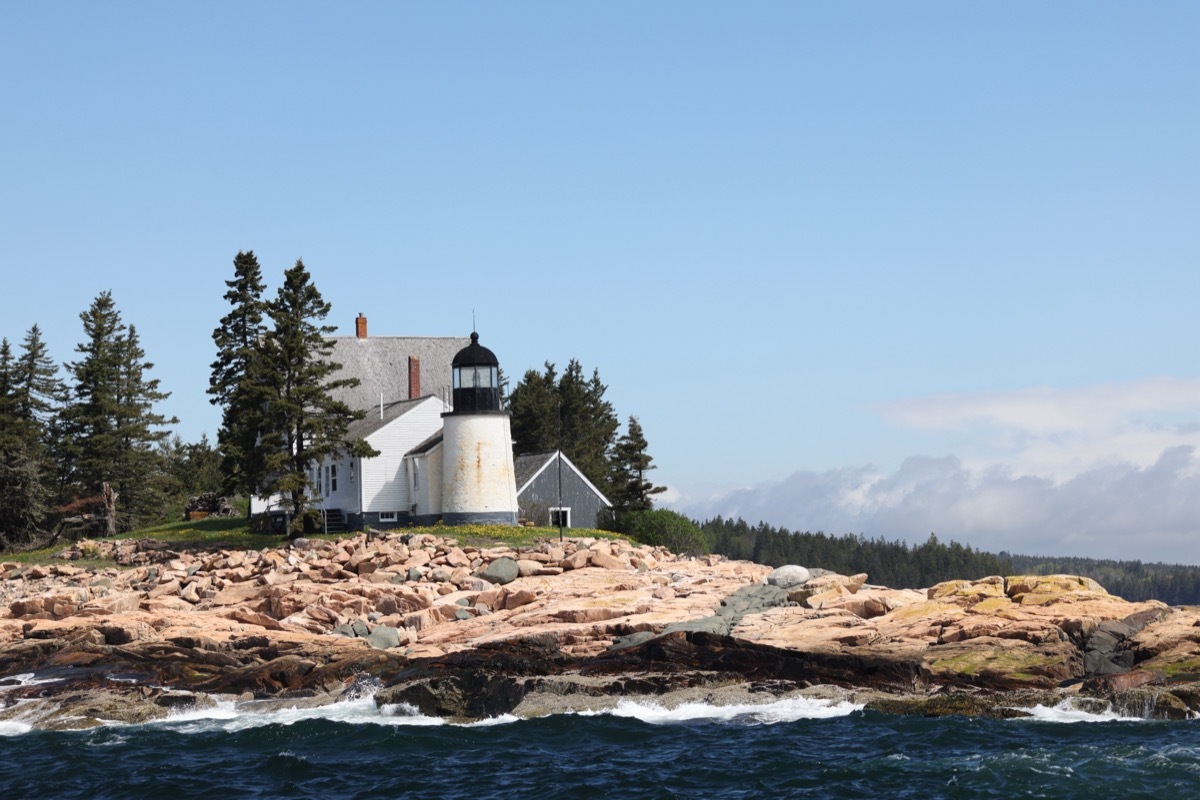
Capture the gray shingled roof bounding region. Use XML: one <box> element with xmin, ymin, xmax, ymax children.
<box><xmin>514</xmin><ymin>452</ymin><xmax>556</xmax><ymax>491</ymax></box>
<box><xmin>344</xmin><ymin>395</ymin><xmax>436</xmax><ymax>441</ymax></box>
<box><xmin>324</xmin><ymin>335</ymin><xmax>468</xmax><ymax>412</ymax></box>
<box><xmin>513</xmin><ymin>450</ymin><xmax>613</xmax><ymax>506</ymax></box>
<box><xmin>407</xmin><ymin>430</ymin><xmax>444</xmax><ymax>456</ymax></box>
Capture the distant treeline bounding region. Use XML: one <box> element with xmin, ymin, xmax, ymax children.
<box><xmin>699</xmin><ymin>516</ymin><xmax>1200</xmax><ymax>605</ymax></box>
<box><xmin>1007</xmin><ymin>554</ymin><xmax>1200</xmax><ymax>606</ymax></box>
<box><xmin>699</xmin><ymin>517</ymin><xmax>1013</xmax><ymax>590</ymax></box>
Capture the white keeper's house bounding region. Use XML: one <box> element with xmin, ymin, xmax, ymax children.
<box><xmin>252</xmin><ymin>315</ymin><xmax>609</xmax><ymax>532</ymax></box>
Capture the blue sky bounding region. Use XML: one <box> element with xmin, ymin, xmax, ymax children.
<box><xmin>3</xmin><ymin>3</ymin><xmax>1197</xmax><ymax>562</ymax></box>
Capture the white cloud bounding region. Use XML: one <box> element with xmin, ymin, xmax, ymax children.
<box><xmin>881</xmin><ymin>378</ymin><xmax>1200</xmax><ymax>435</ymax></box>
<box><xmin>667</xmin><ymin>379</ymin><xmax>1200</xmax><ymax>564</ymax></box>
<box><xmin>878</xmin><ymin>378</ymin><xmax>1200</xmax><ymax>481</ymax></box>
<box><xmin>669</xmin><ymin>447</ymin><xmax>1200</xmax><ymax>563</ymax></box>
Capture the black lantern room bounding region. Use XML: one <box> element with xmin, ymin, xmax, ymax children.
<box><xmin>449</xmin><ymin>332</ymin><xmax>501</xmax><ymax>413</ymax></box>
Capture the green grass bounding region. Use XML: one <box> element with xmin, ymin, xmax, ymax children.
<box><xmin>1</xmin><ymin>516</ymin><xmax>627</xmax><ymax>566</ymax></box>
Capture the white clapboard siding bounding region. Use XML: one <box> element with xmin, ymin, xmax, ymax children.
<box><xmin>360</xmin><ymin>396</ymin><xmax>445</xmax><ymax>514</ymax></box>
<box><xmin>318</xmin><ymin>454</ymin><xmax>357</xmax><ymax>510</ymax></box>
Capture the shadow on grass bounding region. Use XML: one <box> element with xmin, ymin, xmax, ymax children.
<box><xmin>125</xmin><ymin>515</ymin><xmax>280</xmax><ymax>553</ymax></box>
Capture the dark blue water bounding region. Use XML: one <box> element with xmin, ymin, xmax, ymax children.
<box><xmin>2</xmin><ymin>697</ymin><xmax>1198</xmax><ymax>799</ymax></box>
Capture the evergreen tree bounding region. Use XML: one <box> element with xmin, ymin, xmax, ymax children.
<box><xmin>0</xmin><ymin>340</ymin><xmax>52</xmax><ymax>546</ymax></box>
<box><xmin>62</xmin><ymin>291</ymin><xmax>126</xmax><ymax>499</ymax></box>
<box><xmin>508</xmin><ymin>359</ymin><xmax>618</xmax><ymax>492</ymax></box>
<box><xmin>111</xmin><ymin>324</ymin><xmax>178</xmax><ymax>526</ymax></box>
<box><xmin>0</xmin><ymin>340</ymin><xmax>15</xmax><ymax>429</ymax></box>
<box><xmin>257</xmin><ymin>260</ymin><xmax>377</xmax><ymax>534</ymax></box>
<box><xmin>159</xmin><ymin>434</ymin><xmax>223</xmax><ymax>511</ymax></box>
<box><xmin>609</xmin><ymin>415</ymin><xmax>666</xmax><ymax>513</ymax></box>
<box><xmin>508</xmin><ymin>362</ymin><xmax>560</xmax><ymax>454</ymax></box>
<box><xmin>61</xmin><ymin>292</ymin><xmax>177</xmax><ymax>532</ymax></box>
<box><xmin>209</xmin><ymin>250</ymin><xmax>269</xmax><ymax>506</ymax></box>
<box><xmin>0</xmin><ymin>326</ymin><xmax>67</xmax><ymax>546</ymax></box>
<box><xmin>13</xmin><ymin>324</ymin><xmax>66</xmax><ymax>437</ymax></box>
<box><xmin>568</xmin><ymin>363</ymin><xmax>619</xmax><ymax>491</ymax></box>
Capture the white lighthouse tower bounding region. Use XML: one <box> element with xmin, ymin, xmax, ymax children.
<box><xmin>440</xmin><ymin>332</ymin><xmax>519</xmax><ymax>525</ymax></box>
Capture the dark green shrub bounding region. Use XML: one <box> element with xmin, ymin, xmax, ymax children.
<box><xmin>626</xmin><ymin>509</ymin><xmax>708</xmax><ymax>556</ymax></box>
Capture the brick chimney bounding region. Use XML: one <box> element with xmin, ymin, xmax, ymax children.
<box><xmin>355</xmin><ymin>313</ymin><xmax>367</xmax><ymax>339</ymax></box>
<box><xmin>408</xmin><ymin>356</ymin><xmax>421</xmax><ymax>399</ymax></box>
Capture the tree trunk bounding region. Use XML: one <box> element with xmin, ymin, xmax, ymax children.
<box><xmin>102</xmin><ymin>482</ymin><xmax>117</xmax><ymax>537</ymax></box>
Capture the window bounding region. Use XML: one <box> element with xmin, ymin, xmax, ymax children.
<box><xmin>413</xmin><ymin>462</ymin><xmax>420</xmax><ymax>491</ymax></box>
<box><xmin>379</xmin><ymin>511</ymin><xmax>398</xmax><ymax>523</ymax></box>
<box><xmin>349</xmin><ymin>462</ymin><xmax>355</xmax><ymax>482</ymax></box>
<box><xmin>453</xmin><ymin>365</ymin><xmax>497</xmax><ymax>389</ymax></box>
<box><xmin>330</xmin><ymin>464</ymin><xmax>338</xmax><ymax>493</ymax></box>
<box><xmin>549</xmin><ymin>507</ymin><xmax>571</xmax><ymax>528</ymax></box>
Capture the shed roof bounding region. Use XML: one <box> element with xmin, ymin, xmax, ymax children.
<box><xmin>514</xmin><ymin>450</ymin><xmax>613</xmax><ymax>507</ymax></box>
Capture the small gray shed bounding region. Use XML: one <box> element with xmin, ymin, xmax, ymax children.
<box><xmin>514</xmin><ymin>451</ymin><xmax>612</xmax><ymax>529</ymax></box>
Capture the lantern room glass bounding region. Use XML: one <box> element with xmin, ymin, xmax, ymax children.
<box><xmin>453</xmin><ymin>365</ymin><xmax>497</xmax><ymax>389</ymax></box>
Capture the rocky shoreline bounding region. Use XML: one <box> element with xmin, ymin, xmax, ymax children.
<box><xmin>3</xmin><ymin>532</ymin><xmax>1200</xmax><ymax>730</ymax></box>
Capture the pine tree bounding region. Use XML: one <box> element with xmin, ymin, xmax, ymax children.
<box><xmin>508</xmin><ymin>362</ymin><xmax>560</xmax><ymax>454</ymax></box>
<box><xmin>62</xmin><ymin>291</ymin><xmax>126</xmax><ymax>500</ymax></box>
<box><xmin>0</xmin><ymin>340</ymin><xmax>50</xmax><ymax>546</ymax></box>
<box><xmin>507</xmin><ymin>359</ymin><xmax>619</xmax><ymax>493</ymax></box>
<box><xmin>62</xmin><ymin>292</ymin><xmax>177</xmax><ymax>532</ymax></box>
<box><xmin>111</xmin><ymin>324</ymin><xmax>178</xmax><ymax>526</ymax></box>
<box><xmin>0</xmin><ymin>326</ymin><xmax>67</xmax><ymax>546</ymax></box>
<box><xmin>209</xmin><ymin>250</ymin><xmax>268</xmax><ymax>505</ymax></box>
<box><xmin>557</xmin><ymin>360</ymin><xmax>618</xmax><ymax>492</ymax></box>
<box><xmin>0</xmin><ymin>340</ymin><xmax>16</xmax><ymax>429</ymax></box>
<box><xmin>158</xmin><ymin>433</ymin><xmax>223</xmax><ymax>512</ymax></box>
<box><xmin>609</xmin><ymin>415</ymin><xmax>666</xmax><ymax>513</ymax></box>
<box><xmin>13</xmin><ymin>324</ymin><xmax>66</xmax><ymax>437</ymax></box>
<box><xmin>257</xmin><ymin>260</ymin><xmax>377</xmax><ymax>535</ymax></box>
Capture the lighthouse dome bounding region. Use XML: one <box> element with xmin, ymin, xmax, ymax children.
<box><xmin>449</xmin><ymin>332</ymin><xmax>501</xmax><ymax>413</ymax></box>
<box><xmin>452</xmin><ymin>331</ymin><xmax>499</xmax><ymax>368</ymax></box>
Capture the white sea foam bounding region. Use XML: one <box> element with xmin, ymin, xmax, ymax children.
<box><xmin>579</xmin><ymin>696</ymin><xmax>863</xmax><ymax>725</ymax></box>
<box><xmin>149</xmin><ymin>695</ymin><xmax>448</xmax><ymax>734</ymax></box>
<box><xmin>147</xmin><ymin>693</ymin><xmax>860</xmax><ymax>733</ymax></box>
<box><xmin>1016</xmin><ymin>700</ymin><xmax>1142</xmax><ymax>724</ymax></box>
<box><xmin>0</xmin><ymin>673</ymin><xmax>58</xmax><ymax>690</ymax></box>
<box><xmin>0</xmin><ymin>684</ymin><xmax>866</xmax><ymax>736</ymax></box>
<box><xmin>0</xmin><ymin>720</ymin><xmax>33</xmax><ymax>737</ymax></box>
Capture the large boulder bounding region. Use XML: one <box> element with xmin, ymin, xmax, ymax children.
<box><xmin>478</xmin><ymin>557</ymin><xmax>519</xmax><ymax>586</ymax></box>
<box><xmin>1005</xmin><ymin>574</ymin><xmax>1107</xmax><ymax>605</ymax></box>
<box><xmin>928</xmin><ymin>576</ymin><xmax>1006</xmax><ymax>606</ymax></box>
<box><xmin>766</xmin><ymin>565</ymin><xmax>811</xmax><ymax>590</ymax></box>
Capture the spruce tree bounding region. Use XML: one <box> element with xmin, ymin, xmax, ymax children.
<box><xmin>14</xmin><ymin>325</ymin><xmax>74</xmax><ymax>505</ymax></box>
<box><xmin>111</xmin><ymin>324</ymin><xmax>178</xmax><ymax>526</ymax></box>
<box><xmin>62</xmin><ymin>292</ymin><xmax>177</xmax><ymax>532</ymax></box>
<box><xmin>209</xmin><ymin>250</ymin><xmax>268</xmax><ymax>505</ymax></box>
<box><xmin>62</xmin><ymin>291</ymin><xmax>126</xmax><ymax>499</ymax></box>
<box><xmin>257</xmin><ymin>260</ymin><xmax>377</xmax><ymax>534</ymax></box>
<box><xmin>0</xmin><ymin>340</ymin><xmax>50</xmax><ymax>546</ymax></box>
<box><xmin>609</xmin><ymin>415</ymin><xmax>666</xmax><ymax>513</ymax></box>
<box><xmin>13</xmin><ymin>324</ymin><xmax>66</xmax><ymax>436</ymax></box>
<box><xmin>556</xmin><ymin>360</ymin><xmax>618</xmax><ymax>493</ymax></box>
<box><xmin>508</xmin><ymin>359</ymin><xmax>619</xmax><ymax>494</ymax></box>
<box><xmin>508</xmin><ymin>362</ymin><xmax>560</xmax><ymax>454</ymax></box>
<box><xmin>0</xmin><ymin>326</ymin><xmax>67</xmax><ymax>546</ymax></box>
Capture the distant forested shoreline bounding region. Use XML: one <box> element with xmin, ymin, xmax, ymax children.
<box><xmin>699</xmin><ymin>516</ymin><xmax>1200</xmax><ymax>605</ymax></box>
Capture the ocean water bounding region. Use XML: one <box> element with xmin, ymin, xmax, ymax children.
<box><xmin>2</xmin><ymin>683</ymin><xmax>1198</xmax><ymax>799</ymax></box>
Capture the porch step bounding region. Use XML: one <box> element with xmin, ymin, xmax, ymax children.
<box><xmin>322</xmin><ymin>509</ymin><xmax>349</xmax><ymax>534</ymax></box>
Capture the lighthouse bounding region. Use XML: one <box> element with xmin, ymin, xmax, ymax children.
<box><xmin>440</xmin><ymin>332</ymin><xmax>519</xmax><ymax>525</ymax></box>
